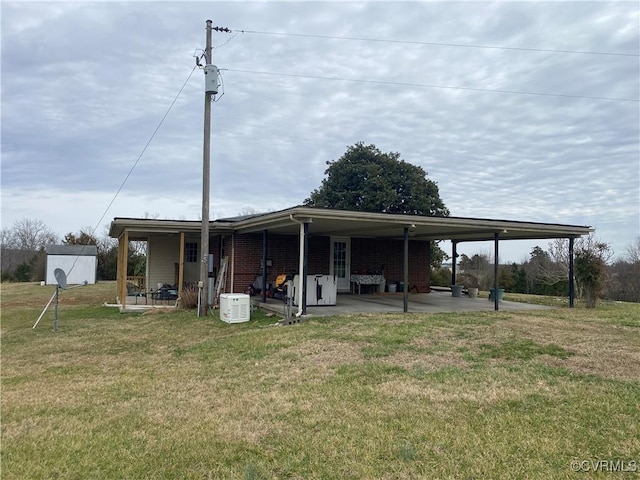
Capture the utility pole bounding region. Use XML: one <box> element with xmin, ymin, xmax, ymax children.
<box><xmin>198</xmin><ymin>20</ymin><xmax>229</xmax><ymax>317</ymax></box>
<box><xmin>199</xmin><ymin>20</ymin><xmax>213</xmax><ymax>317</ymax></box>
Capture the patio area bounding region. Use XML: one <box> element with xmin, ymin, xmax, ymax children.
<box><xmin>254</xmin><ymin>290</ymin><xmax>551</xmax><ymax>318</ymax></box>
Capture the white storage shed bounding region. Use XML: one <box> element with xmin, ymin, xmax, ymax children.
<box><xmin>45</xmin><ymin>245</ymin><xmax>98</xmax><ymax>285</ymax></box>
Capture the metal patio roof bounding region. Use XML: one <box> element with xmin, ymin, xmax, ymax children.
<box><xmin>109</xmin><ymin>206</ymin><xmax>592</xmax><ymax>242</ymax></box>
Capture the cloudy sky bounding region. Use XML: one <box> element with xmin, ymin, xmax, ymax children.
<box><xmin>2</xmin><ymin>1</ymin><xmax>638</xmax><ymax>262</ymax></box>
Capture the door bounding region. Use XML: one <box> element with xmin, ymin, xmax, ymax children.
<box><xmin>330</xmin><ymin>237</ymin><xmax>351</xmax><ymax>292</ymax></box>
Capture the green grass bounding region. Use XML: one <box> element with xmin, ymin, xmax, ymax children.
<box><xmin>2</xmin><ymin>281</ymin><xmax>639</xmax><ymax>479</ymax></box>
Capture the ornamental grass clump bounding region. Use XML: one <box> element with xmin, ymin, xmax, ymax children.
<box><xmin>178</xmin><ymin>283</ymin><xmax>199</xmax><ymax>309</ymax></box>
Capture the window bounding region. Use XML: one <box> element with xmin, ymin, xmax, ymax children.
<box><xmin>185</xmin><ymin>242</ymin><xmax>198</xmax><ymax>263</ymax></box>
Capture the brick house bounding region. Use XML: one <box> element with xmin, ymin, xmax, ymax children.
<box><xmin>108</xmin><ymin>206</ymin><xmax>591</xmax><ymax>312</ymax></box>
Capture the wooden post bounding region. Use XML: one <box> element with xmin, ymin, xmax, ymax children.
<box><xmin>178</xmin><ymin>232</ymin><xmax>185</xmax><ymax>298</ymax></box>
<box><xmin>119</xmin><ymin>231</ymin><xmax>129</xmax><ymax>309</ymax></box>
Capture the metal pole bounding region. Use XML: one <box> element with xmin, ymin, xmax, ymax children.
<box><xmin>302</xmin><ymin>222</ymin><xmax>309</xmax><ymax>315</ymax></box>
<box><xmin>403</xmin><ymin>227</ymin><xmax>409</xmax><ymax>313</ymax></box>
<box><xmin>33</xmin><ymin>290</ymin><xmax>57</xmax><ymax>329</ymax></box>
<box><xmin>569</xmin><ymin>237</ymin><xmax>575</xmax><ymax>308</ymax></box>
<box><xmin>54</xmin><ymin>285</ymin><xmax>59</xmax><ymax>331</ymax></box>
<box><xmin>494</xmin><ymin>232</ymin><xmax>499</xmax><ymax>311</ymax></box>
<box><xmin>262</xmin><ymin>230</ymin><xmax>268</xmax><ymax>303</ymax></box>
<box><xmin>199</xmin><ymin>20</ymin><xmax>213</xmax><ymax>317</ymax></box>
<box><xmin>451</xmin><ymin>241</ymin><xmax>457</xmax><ymax>286</ymax></box>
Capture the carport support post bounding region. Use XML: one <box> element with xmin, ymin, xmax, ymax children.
<box><xmin>302</xmin><ymin>222</ymin><xmax>309</xmax><ymax>315</ymax></box>
<box><xmin>451</xmin><ymin>241</ymin><xmax>458</xmax><ymax>286</ymax></box>
<box><xmin>262</xmin><ymin>230</ymin><xmax>268</xmax><ymax>303</ymax></box>
<box><xmin>569</xmin><ymin>237</ymin><xmax>575</xmax><ymax>308</ymax></box>
<box><xmin>494</xmin><ymin>232</ymin><xmax>499</xmax><ymax>311</ymax></box>
<box><xmin>403</xmin><ymin>227</ymin><xmax>409</xmax><ymax>313</ymax></box>
<box><xmin>118</xmin><ymin>231</ymin><xmax>129</xmax><ymax>309</ymax></box>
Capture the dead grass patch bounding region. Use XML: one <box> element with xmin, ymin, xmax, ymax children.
<box><xmin>500</xmin><ymin>315</ymin><xmax>640</xmax><ymax>380</ymax></box>
<box><xmin>378</xmin><ymin>378</ymin><xmax>528</xmax><ymax>404</ymax></box>
<box><xmin>141</xmin><ymin>307</ymin><xmax>179</xmax><ymax>316</ymax></box>
<box><xmin>264</xmin><ymin>339</ymin><xmax>366</xmax><ymax>386</ymax></box>
<box><xmin>276</xmin><ymin>339</ymin><xmax>365</xmax><ymax>367</ymax></box>
<box><xmin>380</xmin><ymin>350</ymin><xmax>468</xmax><ymax>371</ymax></box>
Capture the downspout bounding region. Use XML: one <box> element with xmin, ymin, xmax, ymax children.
<box><xmin>289</xmin><ymin>214</ymin><xmax>306</xmax><ymax>317</ymax></box>
<box><xmin>230</xmin><ymin>233</ymin><xmax>235</xmax><ymax>293</ymax></box>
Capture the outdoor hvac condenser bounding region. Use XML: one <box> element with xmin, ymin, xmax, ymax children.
<box><xmin>219</xmin><ymin>293</ymin><xmax>250</xmax><ymax>323</ymax></box>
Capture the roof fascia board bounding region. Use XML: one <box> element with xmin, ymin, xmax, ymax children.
<box><xmin>235</xmin><ymin>208</ymin><xmax>592</xmax><ymax>237</ymax></box>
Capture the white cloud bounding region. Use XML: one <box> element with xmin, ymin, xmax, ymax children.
<box><xmin>1</xmin><ymin>1</ymin><xmax>638</xmax><ymax>262</ymax></box>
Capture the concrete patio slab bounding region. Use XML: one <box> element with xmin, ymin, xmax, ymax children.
<box><xmin>254</xmin><ymin>291</ymin><xmax>550</xmax><ymax>318</ymax></box>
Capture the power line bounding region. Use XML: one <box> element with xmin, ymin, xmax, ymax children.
<box><xmin>234</xmin><ymin>29</ymin><xmax>639</xmax><ymax>58</ymax></box>
<box><xmin>90</xmin><ymin>66</ymin><xmax>198</xmax><ymax>240</ymax></box>
<box><xmin>62</xmin><ymin>65</ymin><xmax>198</xmax><ymax>281</ymax></box>
<box><xmin>224</xmin><ymin>68</ymin><xmax>639</xmax><ymax>103</ymax></box>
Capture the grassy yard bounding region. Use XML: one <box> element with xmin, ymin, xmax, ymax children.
<box><xmin>2</xmin><ymin>282</ymin><xmax>639</xmax><ymax>479</ymax></box>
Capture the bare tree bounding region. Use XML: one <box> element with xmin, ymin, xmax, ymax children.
<box><xmin>606</xmin><ymin>237</ymin><xmax>640</xmax><ymax>303</ymax></box>
<box><xmin>626</xmin><ymin>236</ymin><xmax>640</xmax><ymax>264</ymax></box>
<box><xmin>5</xmin><ymin>218</ymin><xmax>58</xmax><ymax>251</ymax></box>
<box><xmin>1</xmin><ymin>219</ymin><xmax>58</xmax><ymax>280</ymax></box>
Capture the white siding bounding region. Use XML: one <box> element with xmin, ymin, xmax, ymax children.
<box><xmin>46</xmin><ymin>255</ymin><xmax>97</xmax><ymax>285</ymax></box>
<box><xmin>147</xmin><ymin>235</ymin><xmax>202</xmax><ymax>289</ymax></box>
<box><xmin>147</xmin><ymin>235</ymin><xmax>179</xmax><ymax>289</ymax></box>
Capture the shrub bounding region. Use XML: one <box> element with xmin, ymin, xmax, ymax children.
<box><xmin>457</xmin><ymin>273</ymin><xmax>479</xmax><ymax>288</ymax></box>
<box><xmin>178</xmin><ymin>284</ymin><xmax>200</xmax><ymax>309</ymax></box>
<box><xmin>430</xmin><ymin>267</ymin><xmax>451</xmax><ymax>287</ymax></box>
<box><xmin>575</xmin><ymin>243</ymin><xmax>609</xmax><ymax>308</ymax></box>
<box><xmin>14</xmin><ymin>263</ymin><xmax>32</xmax><ymax>282</ymax></box>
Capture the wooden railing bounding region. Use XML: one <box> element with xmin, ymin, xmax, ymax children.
<box><xmin>126</xmin><ymin>276</ymin><xmax>146</xmax><ymax>291</ymax></box>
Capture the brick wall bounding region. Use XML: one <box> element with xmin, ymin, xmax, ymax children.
<box><xmin>351</xmin><ymin>238</ymin><xmax>431</xmax><ymax>293</ymax></box>
<box><xmin>211</xmin><ymin>233</ymin><xmax>430</xmax><ymax>294</ymax></box>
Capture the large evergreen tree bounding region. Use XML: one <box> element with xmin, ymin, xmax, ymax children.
<box><xmin>304</xmin><ymin>142</ymin><xmax>449</xmax><ymax>216</ymax></box>
<box><xmin>304</xmin><ymin>142</ymin><xmax>450</xmax><ymax>265</ymax></box>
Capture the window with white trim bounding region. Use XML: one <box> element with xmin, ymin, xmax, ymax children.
<box><xmin>185</xmin><ymin>242</ymin><xmax>198</xmax><ymax>263</ymax></box>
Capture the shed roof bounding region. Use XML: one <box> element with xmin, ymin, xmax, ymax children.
<box><xmin>46</xmin><ymin>245</ymin><xmax>98</xmax><ymax>256</ymax></box>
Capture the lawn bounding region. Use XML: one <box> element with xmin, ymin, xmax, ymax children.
<box><xmin>2</xmin><ymin>282</ymin><xmax>639</xmax><ymax>479</ymax></box>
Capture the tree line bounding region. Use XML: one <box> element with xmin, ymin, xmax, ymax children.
<box><xmin>431</xmin><ymin>236</ymin><xmax>640</xmax><ymax>305</ymax></box>
<box><xmin>1</xmin><ymin>219</ymin><xmax>145</xmax><ymax>283</ymax></box>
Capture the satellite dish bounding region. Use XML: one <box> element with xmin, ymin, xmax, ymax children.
<box><xmin>33</xmin><ymin>269</ymin><xmax>88</xmax><ymax>331</ymax></box>
<box><xmin>54</xmin><ymin>268</ymin><xmax>67</xmax><ymax>289</ymax></box>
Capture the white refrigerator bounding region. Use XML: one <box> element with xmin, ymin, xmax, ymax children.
<box><xmin>291</xmin><ymin>275</ymin><xmax>337</xmax><ymax>306</ymax></box>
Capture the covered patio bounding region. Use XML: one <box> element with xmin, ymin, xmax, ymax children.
<box><xmin>109</xmin><ymin>206</ymin><xmax>592</xmax><ymax>314</ymax></box>
<box><xmin>239</xmin><ymin>207</ymin><xmax>593</xmax><ymax>314</ymax></box>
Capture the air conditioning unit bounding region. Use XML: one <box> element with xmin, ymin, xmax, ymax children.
<box><xmin>219</xmin><ymin>293</ymin><xmax>250</xmax><ymax>323</ymax></box>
